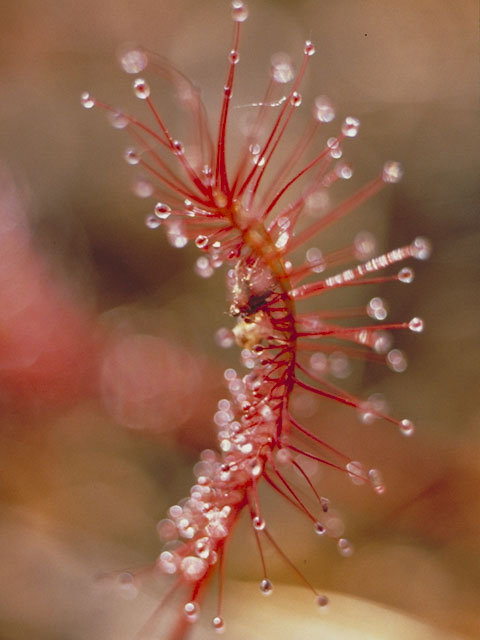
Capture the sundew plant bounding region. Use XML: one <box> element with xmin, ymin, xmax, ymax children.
<box><xmin>82</xmin><ymin>1</ymin><xmax>430</xmax><ymax>637</ymax></box>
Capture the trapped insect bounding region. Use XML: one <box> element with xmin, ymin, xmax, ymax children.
<box><xmin>82</xmin><ymin>1</ymin><xmax>430</xmax><ymax>637</ymax></box>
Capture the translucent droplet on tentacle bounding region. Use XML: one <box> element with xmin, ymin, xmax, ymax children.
<box><xmin>154</xmin><ymin>202</ymin><xmax>172</xmax><ymax>219</ymax></box>
<box><xmin>313</xmin><ymin>95</ymin><xmax>335</xmax><ymax>123</ymax></box>
<box><xmin>354</xmin><ymin>230</ymin><xmax>376</xmax><ymax>260</ymax></box>
<box><xmin>252</xmin><ymin>515</ymin><xmax>265</xmax><ymax>531</ymax></box>
<box><xmin>373</xmin><ymin>331</ymin><xmax>393</xmax><ymax>354</ymax></box>
<box><xmin>119</xmin><ymin>46</ymin><xmax>148</xmax><ymax>74</ymax></box>
<box><xmin>107</xmin><ymin>110</ymin><xmax>129</xmax><ymax>130</ymax></box>
<box><xmin>184</xmin><ymin>600</ymin><xmax>200</xmax><ymax>623</ymax></box>
<box><xmin>382</xmin><ymin>160</ymin><xmax>403</xmax><ymax>183</ymax></box>
<box><xmin>145</xmin><ymin>214</ymin><xmax>161</xmax><ymax>229</ymax></box>
<box><xmin>304</xmin><ymin>40</ymin><xmax>316</xmax><ymax>56</ymax></box>
<box><xmin>358</xmin><ymin>392</ymin><xmax>387</xmax><ymax>424</ymax></box>
<box><xmin>368</xmin><ymin>468</ymin><xmax>385</xmax><ymax>494</ymax></box>
<box><xmin>229</xmin><ymin>49</ymin><xmax>240</xmax><ymax>64</ymax></box>
<box><xmin>195</xmin><ymin>256</ymin><xmax>214</xmax><ymax>278</ymax></box>
<box><xmin>367</xmin><ymin>296</ymin><xmax>388</xmax><ymax>321</ymax></box>
<box><xmin>231</xmin><ymin>0</ymin><xmax>249</xmax><ymax>22</ymax></box>
<box><xmin>260</xmin><ymin>578</ymin><xmax>273</xmax><ymax>595</ymax></box>
<box><xmin>158</xmin><ymin>550</ymin><xmax>178</xmax><ymax>575</ymax></box>
<box><xmin>306</xmin><ymin>247</ymin><xmax>325</xmax><ymax>273</ymax></box>
<box><xmin>195</xmin><ymin>537</ymin><xmax>212</xmax><ymax>560</ymax></box>
<box><xmin>335</xmin><ymin>162</ymin><xmax>353</xmax><ymax>180</ymax></box>
<box><xmin>80</xmin><ymin>92</ymin><xmax>95</xmax><ymax>109</ymax></box>
<box><xmin>327</xmin><ymin>136</ymin><xmax>342</xmax><ymax>159</ymax></box>
<box><xmin>386</xmin><ymin>348</ymin><xmax>407</xmax><ymax>373</ymax></box>
<box><xmin>132</xmin><ymin>178</ymin><xmax>153</xmax><ymax>198</ymax></box>
<box><xmin>409</xmin><ymin>317</ymin><xmax>424</xmax><ymax>333</ymax></box>
<box><xmin>133</xmin><ymin>78</ymin><xmax>150</xmax><ymax>99</ymax></box>
<box><xmin>173</xmin><ymin>140</ymin><xmax>184</xmax><ymax>156</ymax></box>
<box><xmin>314</xmin><ymin>521</ymin><xmax>326</xmax><ymax>535</ymax></box>
<box><xmin>124</xmin><ymin>147</ymin><xmax>140</xmax><ymax>165</ymax></box>
<box><xmin>398</xmin><ymin>266</ymin><xmax>414</xmax><ymax>283</ymax></box>
<box><xmin>117</xmin><ymin>572</ymin><xmax>138</xmax><ymax>600</ymax></box>
<box><xmin>337</xmin><ymin>537</ymin><xmax>354</xmax><ymax>557</ymax></box>
<box><xmin>342</xmin><ymin>116</ymin><xmax>360</xmax><ymax>138</ymax></box>
<box><xmin>346</xmin><ymin>460</ymin><xmax>367</xmax><ymax>485</ymax></box>
<box><xmin>270</xmin><ymin>52</ymin><xmax>294</xmax><ymax>83</ymax></box>
<box><xmin>166</xmin><ymin>219</ymin><xmax>188</xmax><ymax>248</ymax></box>
<box><xmin>181</xmin><ymin>556</ymin><xmax>208</xmax><ymax>582</ymax></box>
<box><xmin>212</xmin><ymin>616</ymin><xmax>226</xmax><ymax>633</ymax></box>
<box><xmin>412</xmin><ymin>236</ymin><xmax>432</xmax><ymax>260</ymax></box>
<box><xmin>195</xmin><ymin>235</ymin><xmax>209</xmax><ymax>249</ymax></box>
<box><xmin>317</xmin><ymin>594</ymin><xmax>329</xmax><ymax>609</ymax></box>
<box><xmin>400</xmin><ymin>418</ymin><xmax>416</xmax><ymax>437</ymax></box>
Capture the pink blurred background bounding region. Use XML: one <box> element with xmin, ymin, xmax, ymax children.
<box><xmin>0</xmin><ymin>1</ymin><xmax>478</xmax><ymax>638</ymax></box>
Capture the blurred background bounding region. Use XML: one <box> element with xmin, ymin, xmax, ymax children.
<box><xmin>0</xmin><ymin>0</ymin><xmax>478</xmax><ymax>638</ymax></box>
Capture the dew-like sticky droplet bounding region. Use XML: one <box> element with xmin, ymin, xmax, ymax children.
<box><xmin>412</xmin><ymin>236</ymin><xmax>432</xmax><ymax>260</ymax></box>
<box><xmin>119</xmin><ymin>47</ymin><xmax>148</xmax><ymax>74</ymax></box>
<box><xmin>337</xmin><ymin>538</ymin><xmax>354</xmax><ymax>557</ymax></box>
<box><xmin>382</xmin><ymin>161</ymin><xmax>404</xmax><ymax>183</ymax></box>
<box><xmin>180</xmin><ymin>556</ymin><xmax>208</xmax><ymax>582</ymax></box>
<box><xmin>184</xmin><ymin>601</ymin><xmax>199</xmax><ymax>623</ymax></box>
<box><xmin>252</xmin><ymin>515</ymin><xmax>265</xmax><ymax>531</ymax></box>
<box><xmin>313</xmin><ymin>95</ymin><xmax>335</xmax><ymax>123</ymax></box>
<box><xmin>231</xmin><ymin>0</ymin><xmax>249</xmax><ymax>22</ymax></box>
<box><xmin>317</xmin><ymin>594</ymin><xmax>329</xmax><ymax>609</ymax></box>
<box><xmin>368</xmin><ymin>468</ymin><xmax>385</xmax><ymax>494</ymax></box>
<box><xmin>133</xmin><ymin>78</ymin><xmax>150</xmax><ymax>99</ymax></box>
<box><xmin>229</xmin><ymin>49</ymin><xmax>240</xmax><ymax>64</ymax></box>
<box><xmin>145</xmin><ymin>214</ymin><xmax>161</xmax><ymax>229</ymax></box>
<box><xmin>400</xmin><ymin>418</ymin><xmax>415</xmax><ymax>437</ymax></box>
<box><xmin>335</xmin><ymin>162</ymin><xmax>353</xmax><ymax>180</ymax></box>
<box><xmin>290</xmin><ymin>91</ymin><xmax>302</xmax><ymax>107</ymax></box>
<box><xmin>304</xmin><ymin>41</ymin><xmax>316</xmax><ymax>56</ymax></box>
<box><xmin>346</xmin><ymin>460</ymin><xmax>367</xmax><ymax>485</ymax></box>
<box><xmin>386</xmin><ymin>348</ymin><xmax>407</xmax><ymax>373</ymax></box>
<box><xmin>270</xmin><ymin>53</ymin><xmax>294</xmax><ymax>84</ymax></box>
<box><xmin>342</xmin><ymin>116</ymin><xmax>360</xmax><ymax>138</ymax></box>
<box><xmin>80</xmin><ymin>92</ymin><xmax>95</xmax><ymax>109</ymax></box>
<box><xmin>154</xmin><ymin>202</ymin><xmax>172</xmax><ymax>219</ymax></box>
<box><xmin>108</xmin><ymin>111</ymin><xmax>129</xmax><ymax>129</ymax></box>
<box><xmin>260</xmin><ymin>578</ymin><xmax>273</xmax><ymax>595</ymax></box>
<box><xmin>398</xmin><ymin>267</ymin><xmax>414</xmax><ymax>283</ymax></box>
<box><xmin>213</xmin><ymin>616</ymin><xmax>226</xmax><ymax>634</ymax></box>
<box><xmin>314</xmin><ymin>522</ymin><xmax>326</xmax><ymax>535</ymax></box>
<box><xmin>409</xmin><ymin>317</ymin><xmax>424</xmax><ymax>333</ymax></box>
<box><xmin>124</xmin><ymin>148</ymin><xmax>140</xmax><ymax>165</ymax></box>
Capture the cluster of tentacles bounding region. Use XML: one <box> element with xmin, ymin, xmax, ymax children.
<box><xmin>83</xmin><ymin>1</ymin><xmax>429</xmax><ymax>637</ymax></box>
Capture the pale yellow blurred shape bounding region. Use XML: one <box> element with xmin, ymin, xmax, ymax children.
<box><xmin>205</xmin><ymin>581</ymin><xmax>469</xmax><ymax>640</ymax></box>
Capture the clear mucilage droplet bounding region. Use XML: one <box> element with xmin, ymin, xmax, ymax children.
<box><xmin>304</xmin><ymin>40</ymin><xmax>316</xmax><ymax>56</ymax></box>
<box><xmin>133</xmin><ymin>78</ymin><xmax>151</xmax><ymax>99</ymax></box>
<box><xmin>341</xmin><ymin>116</ymin><xmax>360</xmax><ymax>138</ymax></box>
<box><xmin>382</xmin><ymin>161</ymin><xmax>404</xmax><ymax>183</ymax></box>
<box><xmin>80</xmin><ymin>92</ymin><xmax>95</xmax><ymax>109</ymax></box>
<box><xmin>270</xmin><ymin>52</ymin><xmax>294</xmax><ymax>84</ymax></box>
<box><xmin>154</xmin><ymin>202</ymin><xmax>172</xmax><ymax>219</ymax></box>
<box><xmin>119</xmin><ymin>47</ymin><xmax>148</xmax><ymax>74</ymax></box>
<box><xmin>212</xmin><ymin>616</ymin><xmax>226</xmax><ymax>633</ymax></box>
<box><xmin>260</xmin><ymin>578</ymin><xmax>273</xmax><ymax>595</ymax></box>
<box><xmin>231</xmin><ymin>0</ymin><xmax>249</xmax><ymax>22</ymax></box>
<box><xmin>290</xmin><ymin>91</ymin><xmax>302</xmax><ymax>107</ymax></box>
<box><xmin>184</xmin><ymin>601</ymin><xmax>200</xmax><ymax>623</ymax></box>
<box><xmin>313</xmin><ymin>95</ymin><xmax>335</xmax><ymax>123</ymax></box>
